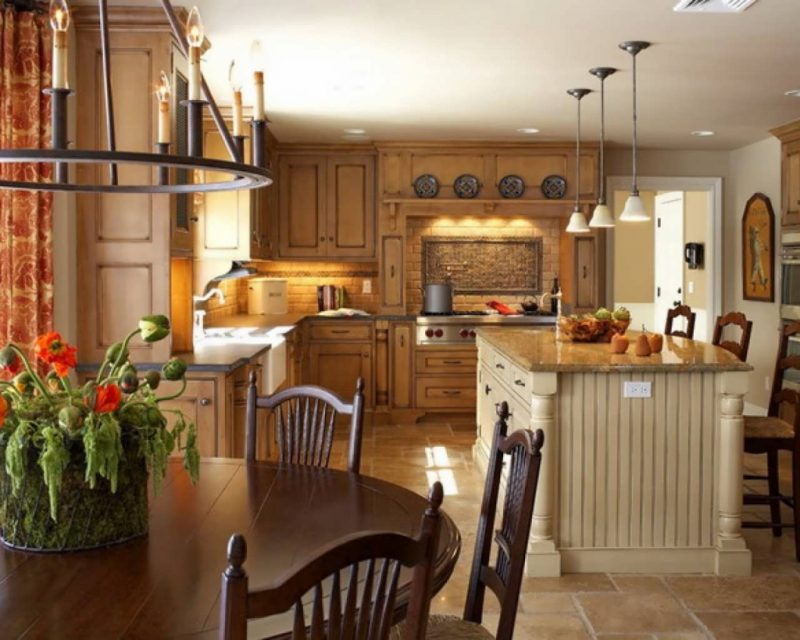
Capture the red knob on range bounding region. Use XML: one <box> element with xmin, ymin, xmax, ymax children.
<box><xmin>459</xmin><ymin>329</ymin><xmax>469</xmax><ymax>338</ymax></box>
<box><xmin>469</xmin><ymin>330</ymin><xmax>476</xmax><ymax>337</ymax></box>
<box><xmin>425</xmin><ymin>329</ymin><xmax>434</xmax><ymax>338</ymax></box>
<box><xmin>434</xmin><ymin>329</ymin><xmax>444</xmax><ymax>338</ymax></box>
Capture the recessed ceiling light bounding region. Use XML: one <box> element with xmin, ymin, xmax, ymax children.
<box><xmin>691</xmin><ymin>130</ymin><xmax>716</xmax><ymax>137</ymax></box>
<box><xmin>517</xmin><ymin>127</ymin><xmax>540</xmax><ymax>134</ymax></box>
<box><xmin>785</xmin><ymin>89</ymin><xmax>800</xmax><ymax>98</ymax></box>
<box><xmin>343</xmin><ymin>128</ymin><xmax>366</xmax><ymax>135</ymax></box>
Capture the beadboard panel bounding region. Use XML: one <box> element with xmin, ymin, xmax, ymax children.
<box><xmin>555</xmin><ymin>371</ymin><xmax>719</xmax><ymax>550</ymax></box>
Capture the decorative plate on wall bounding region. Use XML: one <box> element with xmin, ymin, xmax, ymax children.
<box><xmin>498</xmin><ymin>174</ymin><xmax>526</xmax><ymax>199</ymax></box>
<box><xmin>453</xmin><ymin>174</ymin><xmax>480</xmax><ymax>199</ymax></box>
<box><xmin>541</xmin><ymin>174</ymin><xmax>567</xmax><ymax>200</ymax></box>
<box><xmin>413</xmin><ymin>174</ymin><xmax>440</xmax><ymax>198</ymax></box>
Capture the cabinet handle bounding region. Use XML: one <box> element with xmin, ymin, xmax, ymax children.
<box><xmin>331</xmin><ymin>329</ymin><xmax>350</xmax><ymax>335</ymax></box>
<box><xmin>390</xmin><ymin>265</ymin><xmax>395</xmax><ymax>278</ymax></box>
<box><xmin>399</xmin><ymin>335</ymin><xmax>405</xmax><ymax>347</ymax></box>
<box><xmin>442</xmin><ymin>359</ymin><xmax>463</xmax><ymax>365</ymax></box>
<box><xmin>495</xmin><ymin>363</ymin><xmax>505</xmax><ymax>370</ymax></box>
<box><xmin>484</xmin><ymin>384</ymin><xmax>492</xmax><ymax>395</ymax></box>
<box><xmin>189</xmin><ymin>216</ymin><xmax>199</xmax><ymax>222</ymax></box>
<box><xmin>199</xmin><ymin>398</ymin><xmax>211</xmax><ymax>407</ymax></box>
<box><xmin>514</xmin><ymin>379</ymin><xmax>526</xmax><ymax>387</ymax></box>
<box><xmin>442</xmin><ymin>390</ymin><xmax>461</xmax><ymax>396</ymax></box>
<box><xmin>583</xmin><ymin>265</ymin><xmax>588</xmax><ymax>278</ymax></box>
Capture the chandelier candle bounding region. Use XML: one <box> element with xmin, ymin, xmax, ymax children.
<box><xmin>49</xmin><ymin>0</ymin><xmax>70</xmax><ymax>90</ymax></box>
<box><xmin>156</xmin><ymin>71</ymin><xmax>171</xmax><ymax>145</ymax></box>
<box><xmin>186</xmin><ymin>6</ymin><xmax>204</xmax><ymax>101</ymax></box>
<box><xmin>250</xmin><ymin>40</ymin><xmax>266</xmax><ymax>121</ymax></box>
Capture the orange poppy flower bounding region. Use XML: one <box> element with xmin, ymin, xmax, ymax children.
<box><xmin>0</xmin><ymin>395</ymin><xmax>8</xmax><ymax>429</ymax></box>
<box><xmin>92</xmin><ymin>384</ymin><xmax>122</xmax><ymax>414</ymax></box>
<box><xmin>34</xmin><ymin>332</ymin><xmax>77</xmax><ymax>378</ymax></box>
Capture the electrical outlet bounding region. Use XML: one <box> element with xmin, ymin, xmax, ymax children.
<box><xmin>362</xmin><ymin>279</ymin><xmax>372</xmax><ymax>294</ymax></box>
<box><xmin>688</xmin><ymin>281</ymin><xmax>695</xmax><ymax>294</ymax></box>
<box><xmin>623</xmin><ymin>381</ymin><xmax>652</xmax><ymax>398</ymax></box>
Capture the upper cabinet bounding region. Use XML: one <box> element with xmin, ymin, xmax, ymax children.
<box><xmin>771</xmin><ymin>120</ymin><xmax>800</xmax><ymax>229</ymax></box>
<box><xmin>278</xmin><ymin>151</ymin><xmax>376</xmax><ymax>260</ymax></box>
<box><xmin>194</xmin><ymin>121</ymin><xmax>273</xmax><ymax>260</ymax></box>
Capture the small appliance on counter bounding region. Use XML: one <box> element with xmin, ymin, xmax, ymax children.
<box><xmin>317</xmin><ymin>285</ymin><xmax>344</xmax><ymax>311</ymax></box>
<box><xmin>247</xmin><ymin>278</ymin><xmax>288</xmax><ymax>315</ymax></box>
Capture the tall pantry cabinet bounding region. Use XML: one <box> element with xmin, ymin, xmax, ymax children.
<box><xmin>74</xmin><ymin>7</ymin><xmax>187</xmax><ymax>364</ymax></box>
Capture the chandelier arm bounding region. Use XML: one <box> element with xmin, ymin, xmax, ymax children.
<box><xmin>160</xmin><ymin>0</ymin><xmax>240</xmax><ymax>163</ymax></box>
<box><xmin>98</xmin><ymin>0</ymin><xmax>118</xmax><ymax>185</ymax></box>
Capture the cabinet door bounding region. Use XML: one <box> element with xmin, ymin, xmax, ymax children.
<box><xmin>278</xmin><ymin>155</ymin><xmax>327</xmax><ymax>257</ymax></box>
<box><xmin>158</xmin><ymin>378</ymin><xmax>218</xmax><ymax>458</ymax></box>
<box><xmin>390</xmin><ymin>323</ymin><xmax>413</xmax><ymax>409</ymax></box>
<box><xmin>308</xmin><ymin>343</ymin><xmax>373</xmax><ymax>408</ymax></box>
<box><xmin>326</xmin><ymin>155</ymin><xmax>375</xmax><ymax>258</ymax></box>
<box><xmin>574</xmin><ymin>236</ymin><xmax>597</xmax><ymax>311</ymax></box>
<box><xmin>783</xmin><ymin>140</ymin><xmax>800</xmax><ymax>228</ymax></box>
<box><xmin>195</xmin><ymin>128</ymin><xmax>250</xmax><ymax>260</ymax></box>
<box><xmin>381</xmin><ymin>236</ymin><xmax>404</xmax><ymax>310</ymax></box>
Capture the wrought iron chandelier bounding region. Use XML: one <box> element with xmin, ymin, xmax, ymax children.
<box><xmin>0</xmin><ymin>0</ymin><xmax>272</xmax><ymax>194</ymax></box>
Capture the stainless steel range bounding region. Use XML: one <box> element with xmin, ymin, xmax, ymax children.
<box><xmin>416</xmin><ymin>311</ymin><xmax>556</xmax><ymax>345</ymax></box>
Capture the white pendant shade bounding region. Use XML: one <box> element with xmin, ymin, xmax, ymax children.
<box><xmin>589</xmin><ymin>202</ymin><xmax>614</xmax><ymax>228</ymax></box>
<box><xmin>619</xmin><ymin>193</ymin><xmax>650</xmax><ymax>222</ymax></box>
<box><xmin>566</xmin><ymin>210</ymin><xmax>590</xmax><ymax>233</ymax></box>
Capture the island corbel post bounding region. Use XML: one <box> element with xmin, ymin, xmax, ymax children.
<box><xmin>476</xmin><ymin>329</ymin><xmax>753</xmax><ymax>578</ymax></box>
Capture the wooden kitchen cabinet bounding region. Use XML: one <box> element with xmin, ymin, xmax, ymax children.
<box><xmin>414</xmin><ymin>346</ymin><xmax>477</xmax><ymax>412</ymax></box>
<box><xmin>195</xmin><ymin>123</ymin><xmax>271</xmax><ymax>260</ymax></box>
<box><xmin>278</xmin><ymin>152</ymin><xmax>376</xmax><ymax>259</ymax></box>
<box><xmin>390</xmin><ymin>322</ymin><xmax>414</xmax><ymax>409</ymax></box>
<box><xmin>159</xmin><ymin>377</ymin><xmax>220</xmax><ymax>459</ymax></box>
<box><xmin>772</xmin><ymin>120</ymin><xmax>800</xmax><ymax>229</ymax></box>
<box><xmin>308</xmin><ymin>343</ymin><xmax>373</xmax><ymax>407</ymax></box>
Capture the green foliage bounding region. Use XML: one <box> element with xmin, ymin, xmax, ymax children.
<box><xmin>38</xmin><ymin>426</ymin><xmax>69</xmax><ymax>520</ymax></box>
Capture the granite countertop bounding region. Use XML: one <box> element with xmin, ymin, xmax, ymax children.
<box><xmin>477</xmin><ymin>328</ymin><xmax>753</xmax><ymax>373</ymax></box>
<box><xmin>207</xmin><ymin>312</ymin><xmax>417</xmax><ymax>329</ymax></box>
<box><xmin>176</xmin><ymin>342</ymin><xmax>273</xmax><ymax>373</ymax></box>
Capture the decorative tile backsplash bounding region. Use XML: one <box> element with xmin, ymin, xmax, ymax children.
<box><xmin>422</xmin><ymin>236</ymin><xmax>543</xmax><ymax>294</ymax></box>
<box><xmin>407</xmin><ymin>216</ymin><xmax>560</xmax><ymax>312</ymax></box>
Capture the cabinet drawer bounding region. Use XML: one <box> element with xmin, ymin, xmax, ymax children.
<box><xmin>415</xmin><ymin>349</ymin><xmax>477</xmax><ymax>375</ymax></box>
<box><xmin>488</xmin><ymin>350</ymin><xmax>512</xmax><ymax>385</ymax></box>
<box><xmin>415</xmin><ymin>376</ymin><xmax>476</xmax><ymax>409</ymax></box>
<box><xmin>309</xmin><ymin>322</ymin><xmax>372</xmax><ymax>342</ymax></box>
<box><xmin>508</xmin><ymin>363</ymin><xmax>531</xmax><ymax>401</ymax></box>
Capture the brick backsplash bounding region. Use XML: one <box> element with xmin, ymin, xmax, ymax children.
<box><xmin>407</xmin><ymin>216</ymin><xmax>561</xmax><ymax>313</ymax></box>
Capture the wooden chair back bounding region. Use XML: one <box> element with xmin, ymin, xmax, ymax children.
<box><xmin>245</xmin><ymin>372</ymin><xmax>365</xmax><ymax>473</ymax></box>
<box><xmin>712</xmin><ymin>312</ymin><xmax>753</xmax><ymax>361</ymax></box>
<box><xmin>664</xmin><ymin>304</ymin><xmax>697</xmax><ymax>339</ymax></box>
<box><xmin>463</xmin><ymin>402</ymin><xmax>545</xmax><ymax>640</ymax></box>
<box><xmin>767</xmin><ymin>322</ymin><xmax>800</xmax><ymax>418</ymax></box>
<box><xmin>219</xmin><ymin>483</ymin><xmax>445</xmax><ymax>640</ymax></box>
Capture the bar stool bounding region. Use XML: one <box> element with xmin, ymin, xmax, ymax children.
<box><xmin>665</xmin><ymin>304</ymin><xmax>696</xmax><ymax>339</ymax></box>
<box><xmin>712</xmin><ymin>312</ymin><xmax>753</xmax><ymax>361</ymax></box>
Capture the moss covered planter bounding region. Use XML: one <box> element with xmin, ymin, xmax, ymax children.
<box><xmin>0</xmin><ymin>445</ymin><xmax>148</xmax><ymax>552</ymax></box>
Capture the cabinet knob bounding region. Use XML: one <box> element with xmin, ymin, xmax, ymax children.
<box><xmin>484</xmin><ymin>384</ymin><xmax>492</xmax><ymax>395</ymax></box>
<box><xmin>320</xmin><ymin>236</ymin><xmax>326</xmax><ymax>242</ymax></box>
<box><xmin>328</xmin><ymin>236</ymin><xmax>334</xmax><ymax>242</ymax></box>
<box><xmin>189</xmin><ymin>216</ymin><xmax>199</xmax><ymax>222</ymax></box>
<box><xmin>199</xmin><ymin>398</ymin><xmax>211</xmax><ymax>407</ymax></box>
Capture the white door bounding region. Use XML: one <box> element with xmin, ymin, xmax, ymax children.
<box><xmin>654</xmin><ymin>192</ymin><xmax>685</xmax><ymax>334</ymax></box>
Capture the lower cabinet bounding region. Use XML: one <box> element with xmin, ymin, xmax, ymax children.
<box><xmin>414</xmin><ymin>347</ymin><xmax>477</xmax><ymax>411</ymax></box>
<box><xmin>158</xmin><ymin>377</ymin><xmax>220</xmax><ymax>459</ymax></box>
<box><xmin>390</xmin><ymin>322</ymin><xmax>413</xmax><ymax>409</ymax></box>
<box><xmin>305</xmin><ymin>321</ymin><xmax>374</xmax><ymax>407</ymax></box>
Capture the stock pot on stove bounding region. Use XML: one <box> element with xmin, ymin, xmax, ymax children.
<box><xmin>422</xmin><ymin>283</ymin><xmax>454</xmax><ymax>314</ymax></box>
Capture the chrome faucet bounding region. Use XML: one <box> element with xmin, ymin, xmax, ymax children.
<box><xmin>538</xmin><ymin>290</ymin><xmax>563</xmax><ymax>317</ymax></box>
<box><xmin>192</xmin><ymin>288</ymin><xmax>226</xmax><ymax>342</ymax></box>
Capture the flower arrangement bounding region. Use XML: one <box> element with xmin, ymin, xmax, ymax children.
<box><xmin>0</xmin><ymin>316</ymin><xmax>199</xmax><ymax>551</ymax></box>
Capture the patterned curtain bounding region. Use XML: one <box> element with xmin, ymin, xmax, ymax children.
<box><xmin>0</xmin><ymin>8</ymin><xmax>53</xmax><ymax>355</ymax></box>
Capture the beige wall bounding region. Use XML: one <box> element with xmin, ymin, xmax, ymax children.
<box><xmin>727</xmin><ymin>137</ymin><xmax>782</xmax><ymax>410</ymax></box>
<box><xmin>683</xmin><ymin>191</ymin><xmax>709</xmax><ymax>311</ymax></box>
<box><xmin>612</xmin><ymin>190</ymin><xmax>655</xmax><ymax>303</ymax></box>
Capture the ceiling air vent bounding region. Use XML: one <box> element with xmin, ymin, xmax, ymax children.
<box><xmin>674</xmin><ymin>0</ymin><xmax>759</xmax><ymax>12</ymax></box>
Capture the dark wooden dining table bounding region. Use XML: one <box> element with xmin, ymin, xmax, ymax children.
<box><xmin>0</xmin><ymin>459</ymin><xmax>461</xmax><ymax>639</ymax></box>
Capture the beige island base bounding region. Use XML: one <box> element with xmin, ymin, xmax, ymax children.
<box><xmin>475</xmin><ymin>328</ymin><xmax>754</xmax><ymax>578</ymax></box>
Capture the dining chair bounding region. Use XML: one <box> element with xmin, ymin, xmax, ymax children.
<box><xmin>245</xmin><ymin>371</ymin><xmax>365</xmax><ymax>473</ymax></box>
<box><xmin>219</xmin><ymin>482</ymin><xmax>445</xmax><ymax>640</ymax></box>
<box><xmin>712</xmin><ymin>311</ymin><xmax>753</xmax><ymax>361</ymax></box>
<box><xmin>395</xmin><ymin>402</ymin><xmax>545</xmax><ymax>640</ymax></box>
<box><xmin>664</xmin><ymin>304</ymin><xmax>697</xmax><ymax>339</ymax></box>
<box><xmin>743</xmin><ymin>322</ymin><xmax>800</xmax><ymax>561</ymax></box>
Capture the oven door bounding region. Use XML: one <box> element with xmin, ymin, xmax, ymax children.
<box><xmin>781</xmin><ymin>247</ymin><xmax>800</xmax><ymax>320</ymax></box>
<box><xmin>786</xmin><ymin>335</ymin><xmax>800</xmax><ymax>386</ymax></box>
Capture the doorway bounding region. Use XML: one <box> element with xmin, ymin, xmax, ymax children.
<box><xmin>606</xmin><ymin>177</ymin><xmax>722</xmax><ymax>341</ymax></box>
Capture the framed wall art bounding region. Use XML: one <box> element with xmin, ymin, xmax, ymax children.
<box><xmin>742</xmin><ymin>192</ymin><xmax>775</xmax><ymax>302</ymax></box>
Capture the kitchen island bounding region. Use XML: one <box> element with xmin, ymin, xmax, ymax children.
<box><xmin>476</xmin><ymin>328</ymin><xmax>753</xmax><ymax>577</ymax></box>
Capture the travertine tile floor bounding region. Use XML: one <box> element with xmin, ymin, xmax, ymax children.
<box><xmin>337</xmin><ymin>421</ymin><xmax>800</xmax><ymax>640</ymax></box>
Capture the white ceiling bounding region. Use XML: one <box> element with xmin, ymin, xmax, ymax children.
<box><xmin>141</xmin><ymin>0</ymin><xmax>800</xmax><ymax>148</ymax></box>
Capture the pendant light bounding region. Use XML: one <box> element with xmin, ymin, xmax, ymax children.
<box><xmin>588</xmin><ymin>67</ymin><xmax>617</xmax><ymax>228</ymax></box>
<box><xmin>566</xmin><ymin>88</ymin><xmax>592</xmax><ymax>234</ymax></box>
<box><xmin>618</xmin><ymin>41</ymin><xmax>651</xmax><ymax>222</ymax></box>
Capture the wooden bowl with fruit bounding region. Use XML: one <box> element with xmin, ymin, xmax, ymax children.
<box><xmin>559</xmin><ymin>307</ymin><xmax>631</xmax><ymax>343</ymax></box>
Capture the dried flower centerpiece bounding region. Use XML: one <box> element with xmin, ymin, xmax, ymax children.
<box><xmin>0</xmin><ymin>316</ymin><xmax>199</xmax><ymax>551</ymax></box>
